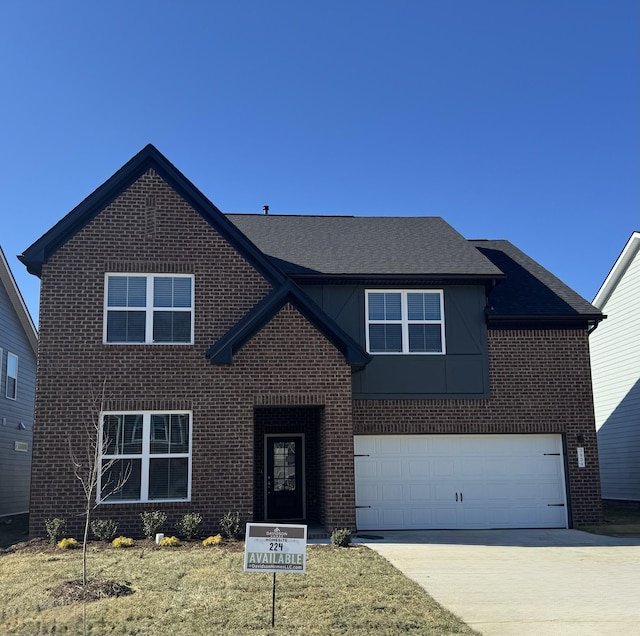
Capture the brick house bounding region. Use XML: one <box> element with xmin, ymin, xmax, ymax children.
<box><xmin>20</xmin><ymin>145</ymin><xmax>603</xmax><ymax>538</ymax></box>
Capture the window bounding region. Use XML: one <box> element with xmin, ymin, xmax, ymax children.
<box><xmin>366</xmin><ymin>290</ymin><xmax>445</xmax><ymax>354</ymax></box>
<box><xmin>99</xmin><ymin>411</ymin><xmax>191</xmax><ymax>503</ymax></box>
<box><xmin>6</xmin><ymin>353</ymin><xmax>18</xmax><ymax>399</ymax></box>
<box><xmin>104</xmin><ymin>274</ymin><xmax>194</xmax><ymax>344</ymax></box>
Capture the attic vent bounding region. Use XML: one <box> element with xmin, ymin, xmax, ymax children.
<box><xmin>145</xmin><ymin>195</ymin><xmax>156</xmax><ymax>208</ymax></box>
<box><xmin>14</xmin><ymin>441</ymin><xmax>28</xmax><ymax>452</ymax></box>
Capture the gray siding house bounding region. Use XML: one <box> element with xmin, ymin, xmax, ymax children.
<box><xmin>590</xmin><ymin>232</ymin><xmax>640</xmax><ymax>502</ymax></box>
<box><xmin>0</xmin><ymin>246</ymin><xmax>38</xmax><ymax>517</ymax></box>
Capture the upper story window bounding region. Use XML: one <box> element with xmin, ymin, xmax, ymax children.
<box><xmin>99</xmin><ymin>411</ymin><xmax>191</xmax><ymax>503</ymax></box>
<box><xmin>104</xmin><ymin>274</ymin><xmax>194</xmax><ymax>344</ymax></box>
<box><xmin>6</xmin><ymin>352</ymin><xmax>18</xmax><ymax>399</ymax></box>
<box><xmin>365</xmin><ymin>290</ymin><xmax>445</xmax><ymax>354</ymax></box>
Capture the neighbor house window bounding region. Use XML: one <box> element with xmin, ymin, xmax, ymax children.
<box><xmin>6</xmin><ymin>353</ymin><xmax>18</xmax><ymax>399</ymax></box>
<box><xmin>99</xmin><ymin>411</ymin><xmax>191</xmax><ymax>503</ymax></box>
<box><xmin>104</xmin><ymin>274</ymin><xmax>194</xmax><ymax>344</ymax></box>
<box><xmin>365</xmin><ymin>290</ymin><xmax>445</xmax><ymax>354</ymax></box>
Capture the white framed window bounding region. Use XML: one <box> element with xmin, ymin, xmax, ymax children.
<box><xmin>104</xmin><ymin>274</ymin><xmax>194</xmax><ymax>344</ymax></box>
<box><xmin>365</xmin><ymin>290</ymin><xmax>446</xmax><ymax>354</ymax></box>
<box><xmin>99</xmin><ymin>411</ymin><xmax>192</xmax><ymax>503</ymax></box>
<box><xmin>6</xmin><ymin>352</ymin><xmax>18</xmax><ymax>399</ymax></box>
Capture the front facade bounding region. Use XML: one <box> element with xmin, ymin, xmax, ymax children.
<box><xmin>21</xmin><ymin>146</ymin><xmax>603</xmax><ymax>537</ymax></box>
<box><xmin>590</xmin><ymin>232</ymin><xmax>640</xmax><ymax>501</ymax></box>
<box><xmin>0</xmin><ymin>246</ymin><xmax>38</xmax><ymax>517</ymax></box>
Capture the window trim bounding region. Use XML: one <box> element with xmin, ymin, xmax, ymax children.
<box><xmin>103</xmin><ymin>273</ymin><xmax>195</xmax><ymax>345</ymax></box>
<box><xmin>6</xmin><ymin>352</ymin><xmax>18</xmax><ymax>400</ymax></box>
<box><xmin>365</xmin><ymin>289</ymin><xmax>446</xmax><ymax>355</ymax></box>
<box><xmin>98</xmin><ymin>410</ymin><xmax>192</xmax><ymax>505</ymax></box>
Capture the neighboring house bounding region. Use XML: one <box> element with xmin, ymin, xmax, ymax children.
<box><xmin>590</xmin><ymin>232</ymin><xmax>640</xmax><ymax>502</ymax></box>
<box><xmin>0</xmin><ymin>245</ymin><xmax>38</xmax><ymax>518</ymax></box>
<box><xmin>20</xmin><ymin>145</ymin><xmax>604</xmax><ymax>537</ymax></box>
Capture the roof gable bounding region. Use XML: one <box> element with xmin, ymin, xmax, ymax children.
<box><xmin>593</xmin><ymin>231</ymin><xmax>640</xmax><ymax>309</ymax></box>
<box><xmin>19</xmin><ymin>145</ymin><xmax>286</xmax><ymax>286</ymax></box>
<box><xmin>0</xmin><ymin>246</ymin><xmax>38</xmax><ymax>354</ymax></box>
<box><xmin>206</xmin><ymin>281</ymin><xmax>371</xmax><ymax>368</ymax></box>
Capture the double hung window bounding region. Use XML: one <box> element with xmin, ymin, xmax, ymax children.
<box><xmin>99</xmin><ymin>411</ymin><xmax>191</xmax><ymax>503</ymax></box>
<box><xmin>366</xmin><ymin>290</ymin><xmax>445</xmax><ymax>354</ymax></box>
<box><xmin>104</xmin><ymin>274</ymin><xmax>193</xmax><ymax>344</ymax></box>
<box><xmin>6</xmin><ymin>352</ymin><xmax>18</xmax><ymax>399</ymax></box>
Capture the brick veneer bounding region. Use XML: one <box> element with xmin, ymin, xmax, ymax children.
<box><xmin>28</xmin><ymin>168</ymin><xmax>601</xmax><ymax>537</ymax></box>
<box><xmin>353</xmin><ymin>328</ymin><xmax>603</xmax><ymax>527</ymax></box>
<box><xmin>29</xmin><ymin>170</ymin><xmax>354</xmax><ymax>538</ymax></box>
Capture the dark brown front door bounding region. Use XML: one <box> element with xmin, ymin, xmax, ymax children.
<box><xmin>265</xmin><ymin>435</ymin><xmax>304</xmax><ymax>521</ymax></box>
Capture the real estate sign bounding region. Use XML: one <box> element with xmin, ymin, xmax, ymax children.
<box><xmin>244</xmin><ymin>523</ymin><xmax>307</xmax><ymax>573</ymax></box>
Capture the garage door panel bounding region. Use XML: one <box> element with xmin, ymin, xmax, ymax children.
<box><xmin>355</xmin><ymin>434</ymin><xmax>568</xmax><ymax>530</ymax></box>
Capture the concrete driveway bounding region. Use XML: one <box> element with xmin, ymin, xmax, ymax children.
<box><xmin>358</xmin><ymin>529</ymin><xmax>640</xmax><ymax>636</ymax></box>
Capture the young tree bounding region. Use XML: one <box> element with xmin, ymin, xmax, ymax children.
<box><xmin>68</xmin><ymin>379</ymin><xmax>131</xmax><ymax>586</ymax></box>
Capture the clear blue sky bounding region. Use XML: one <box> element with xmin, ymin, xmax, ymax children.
<box><xmin>1</xmin><ymin>1</ymin><xmax>638</xmax><ymax>326</ymax></box>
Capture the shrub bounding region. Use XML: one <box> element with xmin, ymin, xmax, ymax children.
<box><xmin>159</xmin><ymin>535</ymin><xmax>181</xmax><ymax>547</ymax></box>
<box><xmin>45</xmin><ymin>518</ymin><xmax>67</xmax><ymax>545</ymax></box>
<box><xmin>176</xmin><ymin>512</ymin><xmax>203</xmax><ymax>540</ymax></box>
<box><xmin>57</xmin><ymin>537</ymin><xmax>79</xmax><ymax>550</ymax></box>
<box><xmin>331</xmin><ymin>528</ymin><xmax>352</xmax><ymax>548</ymax></box>
<box><xmin>140</xmin><ymin>511</ymin><xmax>167</xmax><ymax>539</ymax></box>
<box><xmin>91</xmin><ymin>519</ymin><xmax>119</xmax><ymax>542</ymax></box>
<box><xmin>202</xmin><ymin>534</ymin><xmax>223</xmax><ymax>546</ymax></box>
<box><xmin>112</xmin><ymin>536</ymin><xmax>134</xmax><ymax>548</ymax></box>
<box><xmin>219</xmin><ymin>511</ymin><xmax>244</xmax><ymax>540</ymax></box>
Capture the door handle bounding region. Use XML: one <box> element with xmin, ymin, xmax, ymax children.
<box><xmin>455</xmin><ymin>492</ymin><xmax>464</xmax><ymax>502</ymax></box>
<box><xmin>460</xmin><ymin>492</ymin><xmax>463</xmax><ymax>502</ymax></box>
<box><xmin>455</xmin><ymin>492</ymin><xmax>458</xmax><ymax>502</ymax></box>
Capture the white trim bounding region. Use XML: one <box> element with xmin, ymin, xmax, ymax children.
<box><xmin>365</xmin><ymin>289</ymin><xmax>446</xmax><ymax>354</ymax></box>
<box><xmin>98</xmin><ymin>410</ymin><xmax>192</xmax><ymax>504</ymax></box>
<box><xmin>593</xmin><ymin>232</ymin><xmax>640</xmax><ymax>308</ymax></box>
<box><xmin>5</xmin><ymin>352</ymin><xmax>18</xmax><ymax>400</ymax></box>
<box><xmin>103</xmin><ymin>273</ymin><xmax>195</xmax><ymax>345</ymax></box>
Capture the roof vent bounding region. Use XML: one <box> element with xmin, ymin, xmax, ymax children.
<box><xmin>263</xmin><ymin>205</ymin><xmax>269</xmax><ymax>215</ymax></box>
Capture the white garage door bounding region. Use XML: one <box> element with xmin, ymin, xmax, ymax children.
<box><xmin>354</xmin><ymin>434</ymin><xmax>567</xmax><ymax>530</ymax></box>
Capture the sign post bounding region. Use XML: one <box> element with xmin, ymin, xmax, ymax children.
<box><xmin>244</xmin><ymin>523</ymin><xmax>307</xmax><ymax>627</ymax></box>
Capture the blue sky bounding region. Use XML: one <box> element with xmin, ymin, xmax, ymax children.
<box><xmin>1</xmin><ymin>1</ymin><xmax>638</xmax><ymax>325</ymax></box>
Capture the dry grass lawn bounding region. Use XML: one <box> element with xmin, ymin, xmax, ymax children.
<box><xmin>0</xmin><ymin>538</ymin><xmax>479</xmax><ymax>635</ymax></box>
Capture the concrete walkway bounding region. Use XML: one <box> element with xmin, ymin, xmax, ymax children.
<box><xmin>358</xmin><ymin>529</ymin><xmax>640</xmax><ymax>636</ymax></box>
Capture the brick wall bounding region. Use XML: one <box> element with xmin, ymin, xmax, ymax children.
<box><xmin>353</xmin><ymin>328</ymin><xmax>603</xmax><ymax>526</ymax></box>
<box><xmin>30</xmin><ymin>170</ymin><xmax>354</xmax><ymax>538</ymax></box>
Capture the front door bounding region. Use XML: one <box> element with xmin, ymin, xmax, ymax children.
<box><xmin>265</xmin><ymin>434</ymin><xmax>305</xmax><ymax>521</ymax></box>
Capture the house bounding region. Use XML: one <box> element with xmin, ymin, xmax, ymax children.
<box><xmin>0</xmin><ymin>246</ymin><xmax>38</xmax><ymax>518</ymax></box>
<box><xmin>20</xmin><ymin>145</ymin><xmax>604</xmax><ymax>537</ymax></box>
<box><xmin>590</xmin><ymin>232</ymin><xmax>640</xmax><ymax>502</ymax></box>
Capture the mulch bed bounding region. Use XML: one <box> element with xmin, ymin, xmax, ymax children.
<box><xmin>49</xmin><ymin>578</ymin><xmax>134</xmax><ymax>604</ymax></box>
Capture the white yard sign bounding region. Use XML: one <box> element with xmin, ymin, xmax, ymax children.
<box><xmin>244</xmin><ymin>523</ymin><xmax>307</xmax><ymax>573</ymax></box>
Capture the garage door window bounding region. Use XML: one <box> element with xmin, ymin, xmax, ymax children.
<box><xmin>366</xmin><ymin>290</ymin><xmax>445</xmax><ymax>354</ymax></box>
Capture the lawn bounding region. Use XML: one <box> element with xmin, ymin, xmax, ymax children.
<box><xmin>0</xmin><ymin>537</ymin><xmax>479</xmax><ymax>636</ymax></box>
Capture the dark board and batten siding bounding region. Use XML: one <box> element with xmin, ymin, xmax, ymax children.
<box><xmin>302</xmin><ymin>284</ymin><xmax>489</xmax><ymax>399</ymax></box>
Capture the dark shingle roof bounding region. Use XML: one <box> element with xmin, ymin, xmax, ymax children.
<box><xmin>227</xmin><ymin>214</ymin><xmax>504</xmax><ymax>278</ymax></box>
<box><xmin>470</xmin><ymin>240</ymin><xmax>601</xmax><ymax>318</ymax></box>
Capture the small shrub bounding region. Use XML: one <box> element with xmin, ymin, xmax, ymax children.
<box><xmin>159</xmin><ymin>535</ymin><xmax>181</xmax><ymax>547</ymax></box>
<box><xmin>202</xmin><ymin>534</ymin><xmax>223</xmax><ymax>546</ymax></box>
<box><xmin>91</xmin><ymin>519</ymin><xmax>119</xmax><ymax>542</ymax></box>
<box><xmin>331</xmin><ymin>528</ymin><xmax>352</xmax><ymax>548</ymax></box>
<box><xmin>140</xmin><ymin>511</ymin><xmax>167</xmax><ymax>539</ymax></box>
<box><xmin>45</xmin><ymin>518</ymin><xmax>67</xmax><ymax>545</ymax></box>
<box><xmin>57</xmin><ymin>537</ymin><xmax>79</xmax><ymax>550</ymax></box>
<box><xmin>219</xmin><ymin>511</ymin><xmax>244</xmax><ymax>540</ymax></box>
<box><xmin>112</xmin><ymin>536</ymin><xmax>134</xmax><ymax>548</ymax></box>
<box><xmin>176</xmin><ymin>512</ymin><xmax>203</xmax><ymax>540</ymax></box>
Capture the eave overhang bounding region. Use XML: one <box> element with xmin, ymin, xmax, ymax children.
<box><xmin>486</xmin><ymin>312</ymin><xmax>605</xmax><ymax>330</ymax></box>
<box><xmin>206</xmin><ymin>281</ymin><xmax>371</xmax><ymax>369</ymax></box>
<box><xmin>19</xmin><ymin>145</ymin><xmax>287</xmax><ymax>287</ymax></box>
